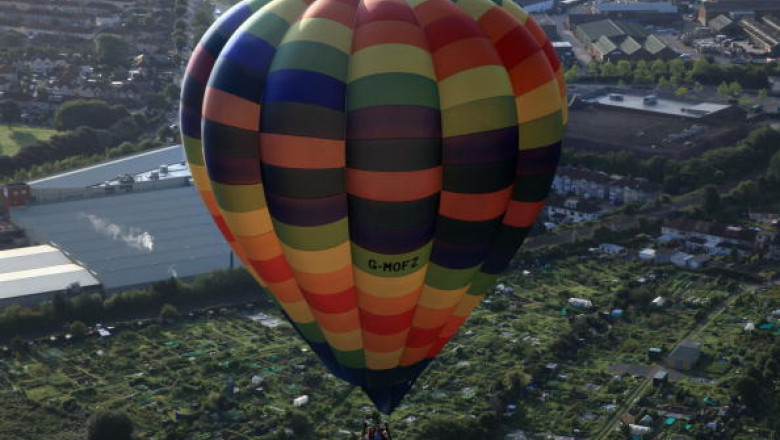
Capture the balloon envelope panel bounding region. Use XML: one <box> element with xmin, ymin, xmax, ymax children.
<box><xmin>182</xmin><ymin>0</ymin><xmax>565</xmax><ymax>414</ymax></box>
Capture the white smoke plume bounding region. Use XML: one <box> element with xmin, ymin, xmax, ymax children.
<box><xmin>78</xmin><ymin>212</ymin><xmax>155</xmax><ymax>253</ymax></box>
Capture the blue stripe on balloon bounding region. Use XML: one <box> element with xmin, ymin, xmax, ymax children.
<box><xmin>223</xmin><ymin>32</ymin><xmax>277</xmax><ymax>74</ymax></box>
<box><xmin>264</xmin><ymin>69</ymin><xmax>346</xmax><ymax>111</ymax></box>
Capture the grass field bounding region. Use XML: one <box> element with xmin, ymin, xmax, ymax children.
<box><xmin>0</xmin><ymin>125</ymin><xmax>56</xmax><ymax>157</ymax></box>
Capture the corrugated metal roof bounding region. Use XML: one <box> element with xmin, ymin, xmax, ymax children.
<box><xmin>595</xmin><ymin>2</ymin><xmax>677</xmax><ymax>13</ymax></box>
<box><xmin>0</xmin><ymin>264</ymin><xmax>100</xmax><ymax>299</ymax></box>
<box><xmin>0</xmin><ymin>245</ymin><xmax>72</xmax><ymax>274</ymax></box>
<box><xmin>29</xmin><ymin>145</ymin><xmax>184</xmax><ymax>188</ymax></box>
<box><xmin>11</xmin><ymin>185</ymin><xmax>235</xmax><ymax>290</ymax></box>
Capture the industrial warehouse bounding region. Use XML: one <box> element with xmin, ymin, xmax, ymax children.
<box><xmin>3</xmin><ymin>145</ymin><xmax>236</xmax><ymax>298</ymax></box>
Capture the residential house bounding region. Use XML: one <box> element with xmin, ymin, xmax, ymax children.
<box><xmin>671</xmin><ymin>251</ymin><xmax>693</xmax><ymax>268</ymax></box>
<box><xmin>545</xmin><ymin>196</ymin><xmax>605</xmax><ymax>224</ymax></box>
<box><xmin>655</xmin><ymin>248</ymin><xmax>676</xmax><ymax>263</ymax></box>
<box><xmin>638</xmin><ymin>248</ymin><xmax>656</xmax><ymax>261</ymax></box>
<box><xmin>551</xmin><ymin>167</ymin><xmax>660</xmax><ymax>204</ymax></box>
<box><xmin>599</xmin><ymin>243</ymin><xmax>626</xmax><ymax>255</ymax></box>
<box><xmin>661</xmin><ymin>219</ymin><xmax>760</xmax><ymax>256</ymax></box>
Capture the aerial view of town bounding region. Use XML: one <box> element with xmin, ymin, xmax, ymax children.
<box><xmin>0</xmin><ymin>0</ymin><xmax>779</xmax><ymax>439</ymax></box>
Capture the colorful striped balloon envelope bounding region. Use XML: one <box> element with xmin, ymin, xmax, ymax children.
<box><xmin>180</xmin><ymin>0</ymin><xmax>566</xmax><ymax>414</ymax></box>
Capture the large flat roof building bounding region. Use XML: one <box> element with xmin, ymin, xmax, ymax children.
<box><xmin>0</xmin><ymin>245</ymin><xmax>101</xmax><ymax>308</ymax></box>
<box><xmin>9</xmin><ymin>146</ymin><xmax>236</xmax><ymax>292</ymax></box>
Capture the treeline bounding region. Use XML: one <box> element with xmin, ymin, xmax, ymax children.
<box><xmin>563</xmin><ymin>127</ymin><xmax>780</xmax><ymax>194</ymax></box>
<box><xmin>566</xmin><ymin>58</ymin><xmax>773</xmax><ymax>89</ymax></box>
<box><xmin>0</xmin><ymin>269</ymin><xmax>267</xmax><ymax>341</ymax></box>
<box><xmin>0</xmin><ymin>105</ymin><xmax>164</xmax><ymax>182</ymax></box>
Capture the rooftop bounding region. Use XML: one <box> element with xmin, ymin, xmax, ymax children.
<box><xmin>592</xmin><ymin>94</ymin><xmax>731</xmax><ymax>118</ymax></box>
<box><xmin>594</xmin><ymin>2</ymin><xmax>678</xmax><ymax>13</ymax></box>
<box><xmin>0</xmin><ymin>245</ymin><xmax>100</xmax><ymax>299</ymax></box>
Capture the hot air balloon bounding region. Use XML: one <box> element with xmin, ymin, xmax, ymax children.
<box><xmin>180</xmin><ymin>0</ymin><xmax>566</xmax><ymax>414</ymax></box>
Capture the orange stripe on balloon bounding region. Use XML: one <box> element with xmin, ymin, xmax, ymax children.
<box><xmin>476</xmin><ymin>7</ymin><xmax>518</xmax><ymax>44</ymax></box>
<box><xmin>266</xmin><ymin>278</ymin><xmax>306</xmax><ymax>303</ymax></box>
<box><xmin>433</xmin><ymin>37</ymin><xmax>501</xmax><ymax>80</ymax></box>
<box><xmin>235</xmin><ymin>231</ymin><xmax>283</xmax><ymax>261</ymax></box>
<box><xmin>351</xmin><ymin>20</ymin><xmax>428</xmax><ymax>51</ymax></box>
<box><xmin>360</xmin><ymin>308</ymin><xmax>415</xmax><ymax>335</ymax></box>
<box><xmin>260</xmin><ymin>134</ymin><xmax>345</xmax><ymax>169</ymax></box>
<box><xmin>410</xmin><ymin>306</ymin><xmax>456</xmax><ymax>329</ymax></box>
<box><xmin>363</xmin><ymin>330</ymin><xmax>408</xmax><ymax>352</ymax></box>
<box><xmin>357</xmin><ymin>288</ymin><xmax>421</xmax><ymax>315</ymax></box>
<box><xmin>399</xmin><ymin>345</ymin><xmax>431</xmax><ymax>366</ymax></box>
<box><xmin>302</xmin><ymin>287</ymin><xmax>357</xmax><ymax>313</ymax></box>
<box><xmin>413</xmin><ymin>0</ymin><xmax>453</xmax><ymax>26</ymax></box>
<box><xmin>203</xmin><ymin>87</ymin><xmax>261</xmax><ymax>131</ymax></box>
<box><xmin>347</xmin><ymin>167</ymin><xmax>442</xmax><ymax>202</ymax></box>
<box><xmin>294</xmin><ymin>265</ymin><xmax>354</xmax><ymax>294</ymax></box>
<box><xmin>503</xmin><ymin>200</ymin><xmax>545</xmax><ymax>228</ymax></box>
<box><xmin>312</xmin><ymin>309</ymin><xmax>361</xmax><ymax>333</ymax></box>
<box><xmin>439</xmin><ymin>186</ymin><xmax>512</xmax><ymax>221</ymax></box>
<box><xmin>303</xmin><ymin>0</ymin><xmax>356</xmax><ymax>26</ymax></box>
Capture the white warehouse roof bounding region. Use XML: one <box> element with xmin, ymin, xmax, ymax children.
<box><xmin>0</xmin><ymin>245</ymin><xmax>100</xmax><ymax>300</ymax></box>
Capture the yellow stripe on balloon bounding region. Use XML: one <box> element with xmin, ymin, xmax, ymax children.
<box><xmin>222</xmin><ymin>209</ymin><xmax>274</xmax><ymax>236</ymax></box>
<box><xmin>417</xmin><ymin>285</ymin><xmax>469</xmax><ymax>309</ymax></box>
<box><xmin>515</xmin><ymin>80</ymin><xmax>561</xmax><ymax>123</ymax></box>
<box><xmin>322</xmin><ymin>328</ymin><xmax>363</xmax><ymax>351</ymax></box>
<box><xmin>281</xmin><ymin>241</ymin><xmax>351</xmax><ymax>274</ymax></box>
<box><xmin>438</xmin><ymin>65</ymin><xmax>513</xmax><ymax>110</ymax></box>
<box><xmin>281</xmin><ymin>18</ymin><xmax>353</xmax><ymax>53</ymax></box>
<box><xmin>350</xmin><ymin>44</ymin><xmax>437</xmax><ymax>81</ymax></box>
<box><xmin>353</xmin><ymin>266</ymin><xmax>428</xmax><ymax>299</ymax></box>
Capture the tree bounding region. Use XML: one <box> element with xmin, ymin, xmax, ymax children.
<box><xmin>413</xmin><ymin>416</ymin><xmax>488</xmax><ymax>440</ymax></box>
<box><xmin>717</xmin><ymin>81</ymin><xmax>730</xmax><ymax>96</ymax></box>
<box><xmin>758</xmin><ymin>88</ymin><xmax>769</xmax><ymax>100</ymax></box>
<box><xmin>87</xmin><ymin>410</ymin><xmax>134</xmax><ymax>440</ymax></box>
<box><xmin>67</xmin><ymin>321</ymin><xmax>88</xmax><ymax>339</ymax></box>
<box><xmin>616</xmin><ymin>60</ymin><xmax>632</xmax><ymax>78</ymax></box>
<box><xmin>564</xmin><ymin>65</ymin><xmax>580</xmax><ymax>83</ymax></box>
<box><xmin>159</xmin><ymin>304</ymin><xmax>180</xmax><ymax>323</ymax></box>
<box><xmin>95</xmin><ymin>34</ymin><xmax>129</xmax><ymax>68</ymax></box>
<box><xmin>728</xmin><ymin>81</ymin><xmax>743</xmax><ymax>97</ymax></box>
<box><xmin>768</xmin><ymin>150</ymin><xmax>780</xmax><ymax>184</ymax></box>
<box><xmin>734</xmin><ymin>376</ymin><xmax>762</xmax><ymax>409</ymax></box>
<box><xmin>675</xmin><ymin>87</ymin><xmax>689</xmax><ymax>98</ymax></box>
<box><xmin>54</xmin><ymin>100</ymin><xmax>128</xmax><ymax>131</ymax></box>
<box><xmin>0</xmin><ymin>100</ymin><xmax>21</xmax><ymax>124</ymax></box>
<box><xmin>703</xmin><ymin>185</ymin><xmax>721</xmax><ymax>217</ymax></box>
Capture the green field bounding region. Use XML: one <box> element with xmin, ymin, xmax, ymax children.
<box><xmin>2</xmin><ymin>255</ymin><xmax>770</xmax><ymax>439</ymax></box>
<box><xmin>0</xmin><ymin>125</ymin><xmax>56</xmax><ymax>156</ymax></box>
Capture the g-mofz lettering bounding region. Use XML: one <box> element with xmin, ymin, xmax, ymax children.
<box><xmin>367</xmin><ymin>257</ymin><xmax>420</xmax><ymax>273</ymax></box>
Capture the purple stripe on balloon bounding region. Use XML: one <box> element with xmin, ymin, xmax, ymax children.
<box><xmin>429</xmin><ymin>240</ymin><xmax>491</xmax><ymax>269</ymax></box>
<box><xmin>347</xmin><ymin>106</ymin><xmax>441</xmax><ymax>140</ymax></box>
<box><xmin>205</xmin><ymin>152</ymin><xmax>262</xmax><ymax>185</ymax></box>
<box><xmin>180</xmin><ymin>105</ymin><xmax>202</xmax><ymax>139</ymax></box>
<box><xmin>516</xmin><ymin>142</ymin><xmax>561</xmax><ymax>175</ymax></box>
<box><xmin>349</xmin><ymin>223</ymin><xmax>434</xmax><ymax>254</ymax></box>
<box><xmin>266</xmin><ymin>193</ymin><xmax>348</xmax><ymax>226</ymax></box>
<box><xmin>442</xmin><ymin>126</ymin><xmax>518</xmax><ymax>165</ymax></box>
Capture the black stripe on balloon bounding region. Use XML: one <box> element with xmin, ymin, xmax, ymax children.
<box><xmin>347</xmin><ymin>138</ymin><xmax>442</xmax><ymax>172</ymax></box>
<box><xmin>348</xmin><ymin>195</ymin><xmax>438</xmax><ymax>254</ymax></box>
<box><xmin>442</xmin><ymin>126</ymin><xmax>518</xmax><ymax>165</ymax></box>
<box><xmin>429</xmin><ymin>239</ymin><xmax>491</xmax><ymax>269</ymax></box>
<box><xmin>346</xmin><ymin>106</ymin><xmax>441</xmax><ymax>140</ymax></box>
<box><xmin>481</xmin><ymin>225</ymin><xmax>532</xmax><ymax>274</ymax></box>
<box><xmin>443</xmin><ymin>160</ymin><xmax>516</xmax><ymax>193</ymax></box>
<box><xmin>202</xmin><ymin>120</ymin><xmax>259</xmax><ymax>157</ymax></box>
<box><xmin>262</xmin><ymin>101</ymin><xmax>346</xmax><ymax>140</ymax></box>
<box><xmin>266</xmin><ymin>193</ymin><xmax>348</xmax><ymax>227</ymax></box>
<box><xmin>511</xmin><ymin>172</ymin><xmax>556</xmax><ymax>202</ymax></box>
<box><xmin>262</xmin><ymin>165</ymin><xmax>345</xmax><ymax>198</ymax></box>
<box><xmin>516</xmin><ymin>141</ymin><xmax>561</xmax><ymax>175</ymax></box>
<box><xmin>433</xmin><ymin>216</ymin><xmax>503</xmax><ymax>247</ymax></box>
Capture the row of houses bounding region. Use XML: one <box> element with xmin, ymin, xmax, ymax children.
<box><xmin>551</xmin><ymin>166</ymin><xmax>660</xmax><ymax>204</ymax></box>
<box><xmin>661</xmin><ymin>218</ymin><xmax>780</xmax><ymax>260</ymax></box>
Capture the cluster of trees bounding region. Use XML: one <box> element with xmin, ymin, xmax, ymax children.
<box><xmin>0</xmin><ymin>269</ymin><xmax>265</xmax><ymax>341</ymax></box>
<box><xmin>693</xmin><ymin>146</ymin><xmax>780</xmax><ymax>222</ymax></box>
<box><xmin>0</xmin><ymin>100</ymin><xmax>162</xmax><ymax>182</ymax></box>
<box><xmin>563</xmin><ymin>127</ymin><xmax>780</xmax><ymax>194</ymax></box>
<box><xmin>566</xmin><ymin>58</ymin><xmax>773</xmax><ymax>90</ymax></box>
